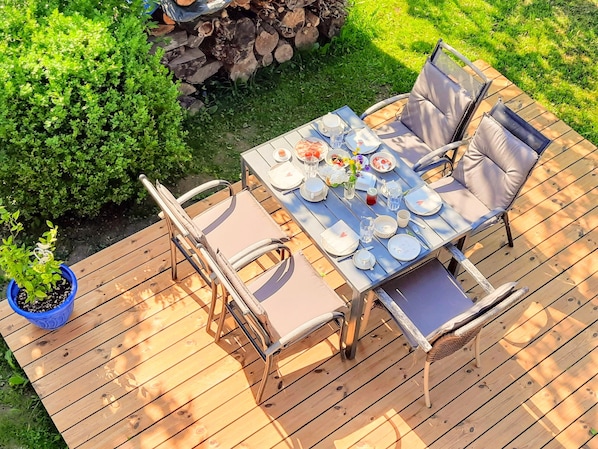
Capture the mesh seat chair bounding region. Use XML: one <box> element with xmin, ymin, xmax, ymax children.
<box><xmin>375</xmin><ymin>244</ymin><xmax>528</xmax><ymax>407</ymax></box>
<box><xmin>361</xmin><ymin>39</ymin><xmax>492</xmax><ymax>173</ymax></box>
<box><xmin>139</xmin><ymin>174</ymin><xmax>287</xmax><ymax>326</ymax></box>
<box><xmin>209</xmin><ymin>242</ymin><xmax>347</xmax><ymax>403</ymax></box>
<box><xmin>428</xmin><ymin>99</ymin><xmax>552</xmax><ymax>263</ymax></box>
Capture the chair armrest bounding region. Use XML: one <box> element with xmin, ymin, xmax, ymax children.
<box><xmin>266</xmin><ymin>311</ymin><xmax>346</xmax><ymax>355</ymax></box>
<box><xmin>444</xmin><ymin>243</ymin><xmax>494</xmax><ymax>294</ymax></box>
<box><xmin>229</xmin><ymin>240</ymin><xmax>291</xmax><ymax>270</ymax></box>
<box><xmin>360</xmin><ymin>93</ymin><xmax>410</xmax><ymax>119</ymax></box>
<box><xmin>375</xmin><ymin>287</ymin><xmax>432</xmax><ymax>352</ymax></box>
<box><xmin>177</xmin><ymin>180</ymin><xmax>233</xmax><ymax>205</ymax></box>
<box><xmin>412</xmin><ymin>139</ymin><xmax>469</xmax><ymax>173</ymax></box>
<box><xmin>470</xmin><ymin>208</ymin><xmax>505</xmax><ymax>232</ymax></box>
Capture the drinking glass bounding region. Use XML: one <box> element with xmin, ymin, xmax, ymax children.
<box><xmin>329</xmin><ymin>126</ymin><xmax>343</xmax><ymax>150</ymax></box>
<box><xmin>304</xmin><ymin>155</ymin><xmax>319</xmax><ymax>178</ymax></box>
<box><xmin>360</xmin><ymin>217</ymin><xmax>375</xmax><ymax>244</ymax></box>
<box><xmin>387</xmin><ymin>185</ymin><xmax>402</xmax><ymax>212</ymax></box>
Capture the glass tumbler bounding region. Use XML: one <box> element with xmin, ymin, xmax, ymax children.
<box><xmin>360</xmin><ymin>217</ymin><xmax>375</xmax><ymax>244</ymax></box>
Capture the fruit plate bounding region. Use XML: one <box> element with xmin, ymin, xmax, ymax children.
<box><xmin>294</xmin><ymin>137</ymin><xmax>328</xmax><ymax>162</ymax></box>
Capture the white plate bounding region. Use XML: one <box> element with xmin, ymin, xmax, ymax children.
<box><xmin>273</xmin><ymin>148</ymin><xmax>291</xmax><ymax>163</ymax></box>
<box><xmin>300</xmin><ymin>183</ymin><xmax>328</xmax><ymax>202</ymax></box>
<box><xmin>294</xmin><ymin>137</ymin><xmax>329</xmax><ymax>162</ymax></box>
<box><xmin>321</xmin><ymin>220</ymin><xmax>359</xmax><ymax>256</ymax></box>
<box><xmin>268</xmin><ymin>162</ymin><xmax>304</xmax><ymax>190</ymax></box>
<box><xmin>322</xmin><ymin>238</ymin><xmax>359</xmax><ymax>256</ymax></box>
<box><xmin>387</xmin><ymin>234</ymin><xmax>421</xmax><ymax>261</ymax></box>
<box><xmin>404</xmin><ymin>185</ymin><xmax>443</xmax><ymax>216</ymax></box>
<box><xmin>345</xmin><ymin>128</ymin><xmax>381</xmax><ymax>154</ymax></box>
<box><xmin>316</xmin><ymin>117</ymin><xmax>347</xmax><ymax>137</ymax></box>
<box><xmin>370</xmin><ymin>151</ymin><xmax>396</xmax><ymax>173</ymax></box>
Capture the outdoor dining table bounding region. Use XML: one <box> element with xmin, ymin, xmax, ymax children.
<box><xmin>241</xmin><ymin>105</ymin><xmax>472</xmax><ymax>359</ymax></box>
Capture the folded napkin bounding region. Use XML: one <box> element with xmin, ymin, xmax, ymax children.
<box><xmin>268</xmin><ymin>161</ymin><xmax>303</xmax><ymax>189</ymax></box>
<box><xmin>321</xmin><ymin>220</ymin><xmax>359</xmax><ymax>255</ymax></box>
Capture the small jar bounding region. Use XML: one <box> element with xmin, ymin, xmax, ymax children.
<box><xmin>366</xmin><ymin>187</ymin><xmax>378</xmax><ymax>205</ymax></box>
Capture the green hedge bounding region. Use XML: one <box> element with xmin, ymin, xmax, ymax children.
<box><xmin>0</xmin><ymin>2</ymin><xmax>190</xmax><ymax>220</ymax></box>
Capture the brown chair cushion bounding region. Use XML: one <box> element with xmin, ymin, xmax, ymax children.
<box><xmin>429</xmin><ymin>176</ymin><xmax>490</xmax><ymax>225</ymax></box>
<box><xmin>452</xmin><ymin>114</ymin><xmax>539</xmax><ymax>212</ymax></box>
<box><xmin>373</xmin><ymin>120</ymin><xmax>437</xmax><ymax>167</ymax></box>
<box><xmin>401</xmin><ymin>60</ymin><xmax>474</xmax><ymax>150</ymax></box>
<box><xmin>192</xmin><ymin>189</ymin><xmax>285</xmax><ymax>259</ymax></box>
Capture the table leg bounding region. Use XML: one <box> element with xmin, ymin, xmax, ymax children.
<box><xmin>360</xmin><ymin>290</ymin><xmax>376</xmax><ymax>336</ymax></box>
<box><xmin>344</xmin><ymin>289</ymin><xmax>370</xmax><ymax>360</ymax></box>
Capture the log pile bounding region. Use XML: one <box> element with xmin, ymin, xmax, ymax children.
<box><xmin>148</xmin><ymin>0</ymin><xmax>347</xmax><ymax>86</ymax></box>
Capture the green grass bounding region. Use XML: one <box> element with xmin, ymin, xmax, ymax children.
<box><xmin>1</xmin><ymin>0</ymin><xmax>596</xmax><ymax>447</ymax></box>
<box><xmin>185</xmin><ymin>0</ymin><xmax>597</xmax><ymax>182</ymax></box>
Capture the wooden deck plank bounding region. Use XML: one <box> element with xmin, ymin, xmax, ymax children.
<box><xmin>1</xmin><ymin>61</ymin><xmax>596</xmax><ymax>449</ymax></box>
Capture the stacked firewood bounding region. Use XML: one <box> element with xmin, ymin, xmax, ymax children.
<box><xmin>148</xmin><ymin>0</ymin><xmax>347</xmax><ymax>86</ymax></box>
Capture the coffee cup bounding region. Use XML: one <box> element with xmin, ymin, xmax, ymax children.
<box><xmin>397</xmin><ymin>209</ymin><xmax>411</xmax><ymax>228</ymax></box>
<box><xmin>305</xmin><ymin>177</ymin><xmax>324</xmax><ymax>199</ymax></box>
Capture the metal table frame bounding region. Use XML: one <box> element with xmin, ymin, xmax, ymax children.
<box><xmin>241</xmin><ymin>106</ymin><xmax>471</xmax><ymax>359</ymax></box>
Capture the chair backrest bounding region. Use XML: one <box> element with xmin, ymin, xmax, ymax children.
<box><xmin>400</xmin><ymin>39</ymin><xmax>492</xmax><ymax>150</ymax></box>
<box><xmin>489</xmin><ymin>99</ymin><xmax>552</xmax><ymax>154</ymax></box>
<box><xmin>426</xmin><ymin>285</ymin><xmax>528</xmax><ymax>363</ymax></box>
<box><xmin>214</xmin><ymin>249</ymin><xmax>275</xmax><ymax>348</ymax></box>
<box><xmin>452</xmin><ymin>106</ymin><xmax>551</xmax><ymax>212</ymax></box>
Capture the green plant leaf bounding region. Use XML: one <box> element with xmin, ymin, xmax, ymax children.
<box><xmin>8</xmin><ymin>373</ymin><xmax>28</xmax><ymax>386</ymax></box>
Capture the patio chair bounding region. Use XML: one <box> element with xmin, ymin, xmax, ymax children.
<box><xmin>428</xmin><ymin>99</ymin><xmax>552</xmax><ymax>265</ymax></box>
<box><xmin>139</xmin><ymin>174</ymin><xmax>287</xmax><ymax>326</ymax></box>
<box><xmin>209</xmin><ymin>241</ymin><xmax>347</xmax><ymax>403</ymax></box>
<box><xmin>361</xmin><ymin>39</ymin><xmax>492</xmax><ymax>173</ymax></box>
<box><xmin>375</xmin><ymin>244</ymin><xmax>528</xmax><ymax>407</ymax></box>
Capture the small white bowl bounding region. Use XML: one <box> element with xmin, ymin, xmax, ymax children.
<box><xmin>370</xmin><ymin>151</ymin><xmax>397</xmax><ymax>173</ymax></box>
<box><xmin>373</xmin><ymin>215</ymin><xmax>398</xmax><ymax>238</ymax></box>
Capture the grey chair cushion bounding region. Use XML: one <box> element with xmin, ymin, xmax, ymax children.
<box><xmin>380</xmin><ymin>258</ymin><xmax>517</xmax><ymax>346</ymax></box>
<box><xmin>452</xmin><ymin>114</ymin><xmax>539</xmax><ymax>212</ymax></box>
<box><xmin>374</xmin><ymin>120</ymin><xmax>436</xmax><ymax>167</ymax></box>
<box><xmin>429</xmin><ymin>176</ymin><xmax>491</xmax><ymax>225</ymax></box>
<box><xmin>400</xmin><ymin>60</ymin><xmax>474</xmax><ymax>150</ymax></box>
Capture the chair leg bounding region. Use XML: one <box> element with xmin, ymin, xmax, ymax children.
<box><xmin>256</xmin><ymin>353</ymin><xmax>274</xmax><ymax>403</ymax></box>
<box><xmin>503</xmin><ymin>212</ymin><xmax>514</xmax><ymax>247</ymax></box>
<box><xmin>206</xmin><ymin>275</ymin><xmax>219</xmax><ymax>333</ymax></box>
<box><xmin>448</xmin><ymin>236</ymin><xmax>467</xmax><ymax>275</ymax></box>
<box><xmin>474</xmin><ymin>333</ymin><xmax>482</xmax><ymax>368</ymax></box>
<box><xmin>169</xmin><ymin>238</ymin><xmax>178</xmax><ymax>280</ymax></box>
<box><xmin>424</xmin><ymin>360</ymin><xmax>432</xmax><ymax>408</ymax></box>
<box><xmin>214</xmin><ymin>287</ymin><xmax>228</xmax><ymax>342</ymax></box>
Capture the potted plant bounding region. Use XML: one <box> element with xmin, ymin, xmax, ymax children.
<box><xmin>0</xmin><ymin>202</ymin><xmax>77</xmax><ymax>330</ymax></box>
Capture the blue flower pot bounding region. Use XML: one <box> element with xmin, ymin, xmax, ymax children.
<box><xmin>6</xmin><ymin>264</ymin><xmax>78</xmax><ymax>330</ymax></box>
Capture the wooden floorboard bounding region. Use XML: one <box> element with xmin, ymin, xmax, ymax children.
<box><xmin>1</xmin><ymin>61</ymin><xmax>597</xmax><ymax>449</ymax></box>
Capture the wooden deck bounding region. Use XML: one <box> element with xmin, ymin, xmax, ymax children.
<box><xmin>1</xmin><ymin>61</ymin><xmax>596</xmax><ymax>449</ymax></box>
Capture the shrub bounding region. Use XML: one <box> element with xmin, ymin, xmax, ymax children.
<box><xmin>0</xmin><ymin>3</ymin><xmax>190</xmax><ymax>220</ymax></box>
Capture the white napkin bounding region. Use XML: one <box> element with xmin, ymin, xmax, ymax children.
<box><xmin>321</xmin><ymin>220</ymin><xmax>359</xmax><ymax>255</ymax></box>
<box><xmin>268</xmin><ymin>162</ymin><xmax>303</xmax><ymax>189</ymax></box>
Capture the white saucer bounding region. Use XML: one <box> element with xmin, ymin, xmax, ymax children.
<box><xmin>300</xmin><ymin>183</ymin><xmax>328</xmax><ymax>202</ymax></box>
<box><xmin>317</xmin><ymin>118</ymin><xmax>347</xmax><ymax>137</ymax></box>
<box><xmin>388</xmin><ymin>234</ymin><xmax>421</xmax><ymax>261</ymax></box>
<box><xmin>273</xmin><ymin>148</ymin><xmax>291</xmax><ymax>163</ymax></box>
<box><xmin>353</xmin><ymin>249</ymin><xmax>376</xmax><ymax>270</ymax></box>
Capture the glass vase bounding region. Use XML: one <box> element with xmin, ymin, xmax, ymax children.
<box><xmin>344</xmin><ymin>179</ymin><xmax>356</xmax><ymax>200</ymax></box>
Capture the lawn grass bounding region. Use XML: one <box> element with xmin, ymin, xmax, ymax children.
<box><xmin>1</xmin><ymin>0</ymin><xmax>596</xmax><ymax>447</ymax></box>
<box><xmin>185</xmin><ymin>0</ymin><xmax>597</xmax><ymax>182</ymax></box>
